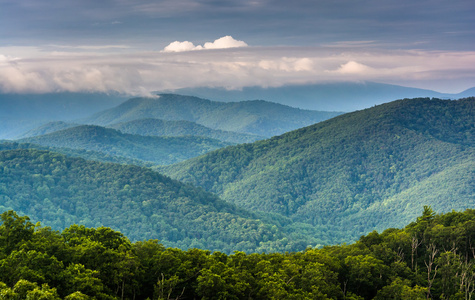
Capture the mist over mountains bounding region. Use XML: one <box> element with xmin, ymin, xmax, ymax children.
<box><xmin>169</xmin><ymin>81</ymin><xmax>475</xmax><ymax>111</ymax></box>
<box><xmin>82</xmin><ymin>93</ymin><xmax>342</xmax><ymax>137</ymax></box>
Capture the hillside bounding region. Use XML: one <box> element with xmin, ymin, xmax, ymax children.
<box><xmin>0</xmin><ymin>141</ymin><xmax>150</xmax><ymax>166</ymax></box>
<box><xmin>0</xmin><ymin>148</ymin><xmax>305</xmax><ymax>253</ymax></box>
<box><xmin>161</xmin><ymin>97</ymin><xmax>475</xmax><ymax>244</ymax></box>
<box><xmin>109</xmin><ymin>118</ymin><xmax>264</xmax><ymax>144</ymax></box>
<box><xmin>18</xmin><ymin>125</ymin><xmax>231</xmax><ymax>165</ymax></box>
<box><xmin>82</xmin><ymin>94</ymin><xmax>343</xmax><ymax>137</ymax></box>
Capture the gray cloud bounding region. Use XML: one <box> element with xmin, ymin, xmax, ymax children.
<box><xmin>1</xmin><ymin>0</ymin><xmax>473</xmax><ymax>50</ymax></box>
<box><xmin>1</xmin><ymin>45</ymin><xmax>474</xmax><ymax>95</ymax></box>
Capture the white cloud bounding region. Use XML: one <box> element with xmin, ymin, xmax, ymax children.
<box><xmin>202</xmin><ymin>36</ymin><xmax>248</xmax><ymax>49</ymax></box>
<box><xmin>336</xmin><ymin>61</ymin><xmax>373</xmax><ymax>74</ymax></box>
<box><xmin>162</xmin><ymin>36</ymin><xmax>247</xmax><ymax>52</ymax></box>
<box><xmin>163</xmin><ymin>41</ymin><xmax>200</xmax><ymax>52</ymax></box>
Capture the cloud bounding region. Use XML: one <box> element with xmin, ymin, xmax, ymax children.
<box><xmin>336</xmin><ymin>61</ymin><xmax>373</xmax><ymax>74</ymax></box>
<box><xmin>258</xmin><ymin>57</ymin><xmax>314</xmax><ymax>72</ymax></box>
<box><xmin>162</xmin><ymin>36</ymin><xmax>248</xmax><ymax>52</ymax></box>
<box><xmin>1</xmin><ymin>46</ymin><xmax>475</xmax><ymax>95</ymax></box>
<box><xmin>49</xmin><ymin>45</ymin><xmax>131</xmax><ymax>50</ymax></box>
<box><xmin>163</xmin><ymin>41</ymin><xmax>200</xmax><ymax>52</ymax></box>
<box><xmin>202</xmin><ymin>36</ymin><xmax>248</xmax><ymax>49</ymax></box>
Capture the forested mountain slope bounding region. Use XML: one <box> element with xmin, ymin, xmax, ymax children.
<box><xmin>109</xmin><ymin>118</ymin><xmax>264</xmax><ymax>144</ymax></box>
<box><xmin>82</xmin><ymin>94</ymin><xmax>343</xmax><ymax>137</ymax></box>
<box><xmin>0</xmin><ymin>141</ymin><xmax>150</xmax><ymax>166</ymax></box>
<box><xmin>161</xmin><ymin>97</ymin><xmax>475</xmax><ymax>244</ymax></box>
<box><xmin>19</xmin><ymin>125</ymin><xmax>230</xmax><ymax>165</ymax></box>
<box><xmin>0</xmin><ymin>148</ymin><xmax>304</xmax><ymax>253</ymax></box>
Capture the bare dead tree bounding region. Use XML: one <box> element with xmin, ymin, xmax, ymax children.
<box><xmin>412</xmin><ymin>236</ymin><xmax>423</xmax><ymax>271</ymax></box>
<box><xmin>425</xmin><ymin>243</ymin><xmax>439</xmax><ymax>299</ymax></box>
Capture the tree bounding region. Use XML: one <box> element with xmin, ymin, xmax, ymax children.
<box><xmin>0</xmin><ymin>210</ymin><xmax>35</xmax><ymax>255</ymax></box>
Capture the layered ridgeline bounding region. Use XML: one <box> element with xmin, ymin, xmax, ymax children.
<box><xmin>161</xmin><ymin>98</ymin><xmax>475</xmax><ymax>245</ymax></box>
<box><xmin>0</xmin><ymin>92</ymin><xmax>127</xmax><ymax>139</ymax></box>
<box><xmin>0</xmin><ymin>141</ymin><xmax>149</xmax><ymax>166</ymax></box>
<box><xmin>19</xmin><ymin>119</ymin><xmax>263</xmax><ymax>144</ymax></box>
<box><xmin>82</xmin><ymin>94</ymin><xmax>343</xmax><ymax>137</ymax></box>
<box><xmin>0</xmin><ymin>148</ymin><xmax>305</xmax><ymax>253</ymax></box>
<box><xmin>108</xmin><ymin>118</ymin><xmax>264</xmax><ymax>143</ymax></box>
<box><xmin>18</xmin><ymin>125</ymin><xmax>230</xmax><ymax>165</ymax></box>
<box><xmin>171</xmin><ymin>81</ymin><xmax>475</xmax><ymax>111</ymax></box>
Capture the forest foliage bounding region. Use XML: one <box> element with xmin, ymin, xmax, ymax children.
<box><xmin>1</xmin><ymin>208</ymin><xmax>475</xmax><ymax>299</ymax></box>
<box><xmin>161</xmin><ymin>97</ymin><xmax>475</xmax><ymax>245</ymax></box>
<box><xmin>0</xmin><ymin>147</ymin><xmax>308</xmax><ymax>253</ymax></box>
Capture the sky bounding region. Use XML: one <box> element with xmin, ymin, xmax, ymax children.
<box><xmin>0</xmin><ymin>0</ymin><xmax>474</xmax><ymax>96</ymax></box>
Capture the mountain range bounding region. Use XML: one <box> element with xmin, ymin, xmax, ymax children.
<box><xmin>170</xmin><ymin>81</ymin><xmax>475</xmax><ymax>111</ymax></box>
<box><xmin>18</xmin><ymin>125</ymin><xmax>231</xmax><ymax>165</ymax></box>
<box><xmin>160</xmin><ymin>97</ymin><xmax>475</xmax><ymax>245</ymax></box>
<box><xmin>0</xmin><ymin>91</ymin><xmax>473</xmax><ymax>251</ymax></box>
<box><xmin>108</xmin><ymin>118</ymin><xmax>264</xmax><ymax>144</ymax></box>
<box><xmin>82</xmin><ymin>94</ymin><xmax>343</xmax><ymax>137</ymax></box>
<box><xmin>0</xmin><ymin>146</ymin><xmax>303</xmax><ymax>253</ymax></box>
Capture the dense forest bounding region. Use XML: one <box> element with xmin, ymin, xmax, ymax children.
<box><xmin>0</xmin><ymin>147</ymin><xmax>309</xmax><ymax>253</ymax></box>
<box><xmin>1</xmin><ymin>207</ymin><xmax>475</xmax><ymax>299</ymax></box>
<box><xmin>161</xmin><ymin>97</ymin><xmax>475</xmax><ymax>245</ymax></box>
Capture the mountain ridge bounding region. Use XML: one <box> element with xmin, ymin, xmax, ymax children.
<box><xmin>82</xmin><ymin>94</ymin><xmax>343</xmax><ymax>137</ymax></box>
<box><xmin>167</xmin><ymin>81</ymin><xmax>475</xmax><ymax>111</ymax></box>
<box><xmin>18</xmin><ymin>124</ymin><xmax>231</xmax><ymax>165</ymax></box>
<box><xmin>0</xmin><ymin>147</ymin><xmax>306</xmax><ymax>252</ymax></box>
<box><xmin>160</xmin><ymin>97</ymin><xmax>475</xmax><ymax>244</ymax></box>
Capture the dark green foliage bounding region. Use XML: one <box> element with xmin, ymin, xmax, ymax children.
<box><xmin>161</xmin><ymin>97</ymin><xmax>475</xmax><ymax>245</ymax></box>
<box><xmin>18</xmin><ymin>125</ymin><xmax>231</xmax><ymax>165</ymax></box>
<box><xmin>2</xmin><ymin>208</ymin><xmax>475</xmax><ymax>299</ymax></box>
<box><xmin>83</xmin><ymin>94</ymin><xmax>343</xmax><ymax>137</ymax></box>
<box><xmin>109</xmin><ymin>118</ymin><xmax>264</xmax><ymax>144</ymax></box>
<box><xmin>0</xmin><ymin>141</ymin><xmax>150</xmax><ymax>167</ymax></box>
<box><xmin>0</xmin><ymin>148</ymin><xmax>302</xmax><ymax>253</ymax></box>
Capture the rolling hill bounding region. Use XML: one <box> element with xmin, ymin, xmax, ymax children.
<box><xmin>108</xmin><ymin>118</ymin><xmax>264</xmax><ymax>144</ymax></box>
<box><xmin>82</xmin><ymin>94</ymin><xmax>343</xmax><ymax>137</ymax></box>
<box><xmin>0</xmin><ymin>148</ymin><xmax>306</xmax><ymax>253</ymax></box>
<box><xmin>160</xmin><ymin>97</ymin><xmax>475</xmax><ymax>245</ymax></box>
<box><xmin>18</xmin><ymin>125</ymin><xmax>231</xmax><ymax>165</ymax></box>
